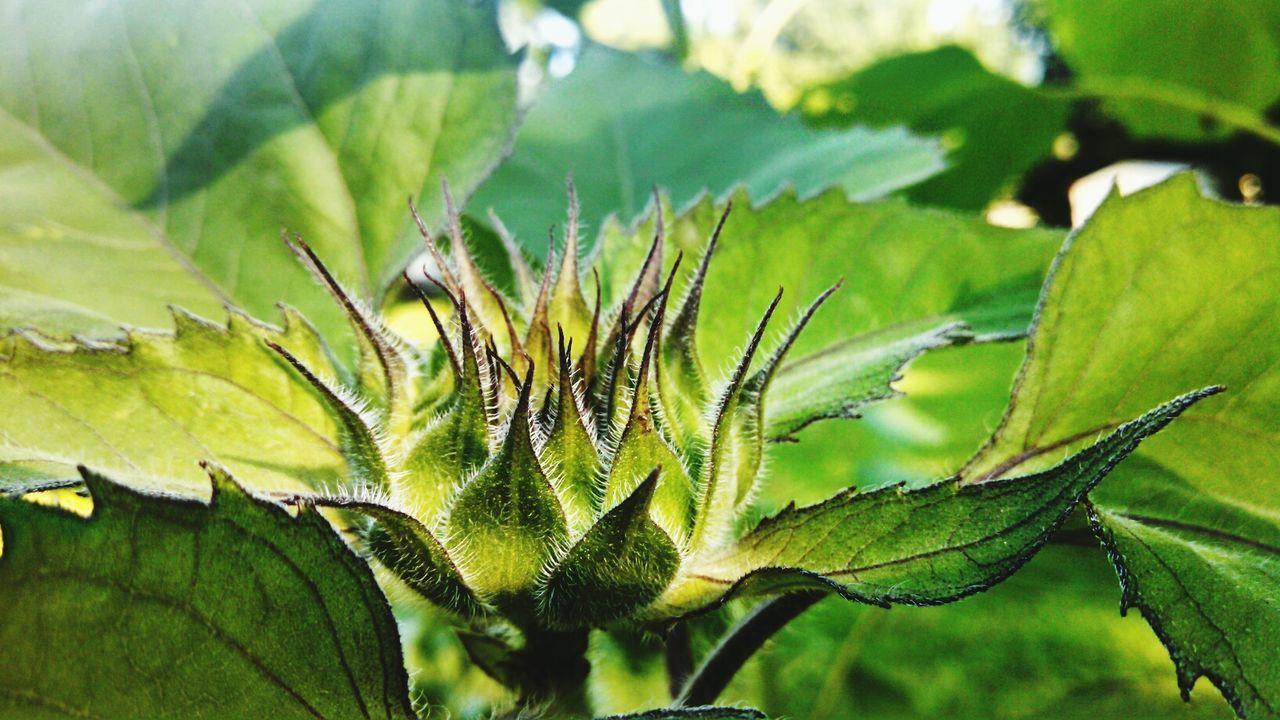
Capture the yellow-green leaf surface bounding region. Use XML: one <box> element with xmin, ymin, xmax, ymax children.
<box><xmin>964</xmin><ymin>175</ymin><xmax>1279</xmax><ymax>718</ymax></box>
<box><xmin>0</xmin><ymin>308</ymin><xmax>345</xmax><ymax>495</ymax></box>
<box><xmin>0</xmin><ymin>466</ymin><xmax>414</xmax><ymax>719</ymax></box>
<box><xmin>470</xmin><ymin>44</ymin><xmax>945</xmax><ymax>253</ymax></box>
<box><xmin>653</xmin><ymin>388</ymin><xmax>1214</xmax><ymax>617</ymax></box>
<box><xmin>0</xmin><ymin>0</ymin><xmax>517</xmax><ymax>355</ymax></box>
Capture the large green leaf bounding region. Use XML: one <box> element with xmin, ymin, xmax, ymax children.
<box><xmin>0</xmin><ymin>0</ymin><xmax>517</xmax><ymax>354</ymax></box>
<box><xmin>964</xmin><ymin>175</ymin><xmax>1279</xmax><ymax>718</ymax></box>
<box><xmin>652</xmin><ymin>387</ymin><xmax>1214</xmax><ymax>617</ymax></box>
<box><xmin>726</xmin><ymin>545</ymin><xmax>1232</xmax><ymax>719</ymax></box>
<box><xmin>469</xmin><ymin>44</ymin><xmax>945</xmax><ymax>254</ymax></box>
<box><xmin>0</xmin><ymin>308</ymin><xmax>346</xmax><ymax>495</ymax></box>
<box><xmin>0</xmin><ymin>465</ymin><xmax>413</xmax><ymax>718</ymax></box>
<box><xmin>1036</xmin><ymin>0</ymin><xmax>1280</xmax><ymax>142</ymax></box>
<box><xmin>802</xmin><ymin>45</ymin><xmax>1072</xmax><ymax>210</ymax></box>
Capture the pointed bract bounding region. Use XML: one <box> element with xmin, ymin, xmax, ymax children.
<box><xmin>539</xmin><ymin>469</ymin><xmax>680</xmax><ymax>628</ymax></box>
<box><xmin>446</xmin><ymin>369</ymin><xmax>568</xmax><ymax>599</ymax></box>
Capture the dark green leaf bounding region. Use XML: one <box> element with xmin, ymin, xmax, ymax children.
<box><xmin>0</xmin><ymin>465</ymin><xmax>414</xmax><ymax>718</ymax></box>
<box><xmin>652</xmin><ymin>388</ymin><xmax>1215</xmax><ymax>618</ymax></box>
<box><xmin>803</xmin><ymin>45</ymin><xmax>1071</xmax><ymax>210</ymax></box>
<box><xmin>726</xmin><ymin>545</ymin><xmax>1233</xmax><ymax>719</ymax></box>
<box><xmin>598</xmin><ymin>707</ymin><xmax>766</xmax><ymax>720</ymax></box>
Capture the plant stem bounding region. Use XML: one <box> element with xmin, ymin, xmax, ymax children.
<box><xmin>664</xmin><ymin>621</ymin><xmax>694</xmax><ymax>699</ymax></box>
<box><xmin>674</xmin><ymin>592</ymin><xmax>824</xmax><ymax>707</ymax></box>
<box><xmin>660</xmin><ymin>0</ymin><xmax>689</xmax><ymax>61</ymax></box>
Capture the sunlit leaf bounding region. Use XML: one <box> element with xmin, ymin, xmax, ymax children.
<box><xmin>964</xmin><ymin>175</ymin><xmax>1280</xmax><ymax>717</ymax></box>
<box><xmin>0</xmin><ymin>308</ymin><xmax>346</xmax><ymax>495</ymax></box>
<box><xmin>0</xmin><ymin>0</ymin><xmax>518</xmax><ymax>356</ymax></box>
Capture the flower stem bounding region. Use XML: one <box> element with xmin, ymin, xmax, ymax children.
<box><xmin>674</xmin><ymin>592</ymin><xmax>824</xmax><ymax>707</ymax></box>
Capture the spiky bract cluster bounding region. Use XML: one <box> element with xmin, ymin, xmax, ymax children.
<box><xmin>275</xmin><ymin>182</ymin><xmax>836</xmax><ymax>638</ymax></box>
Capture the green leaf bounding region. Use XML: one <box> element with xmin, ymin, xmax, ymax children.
<box><xmin>0</xmin><ymin>308</ymin><xmax>346</xmax><ymax>495</ymax></box>
<box><xmin>0</xmin><ymin>465</ymin><xmax>414</xmax><ymax>718</ymax></box>
<box><xmin>801</xmin><ymin>45</ymin><xmax>1072</xmax><ymax>210</ymax></box>
<box><xmin>0</xmin><ymin>0</ymin><xmax>518</xmax><ymax>353</ymax></box>
<box><xmin>1036</xmin><ymin>0</ymin><xmax>1280</xmax><ymax>142</ymax></box>
<box><xmin>596</xmin><ymin>189</ymin><xmax>1061</xmax><ymax>441</ymax></box>
<box><xmin>764</xmin><ymin>318</ymin><xmax>968</xmax><ymax>442</ymax></box>
<box><xmin>964</xmin><ymin>175</ymin><xmax>1280</xmax><ymax>718</ymax></box>
<box><xmin>469</xmin><ymin>44</ymin><xmax>945</xmax><ymax>253</ymax></box>
<box><xmin>652</xmin><ymin>387</ymin><xmax>1216</xmax><ymax>618</ymax></box>
<box><xmin>727</xmin><ymin>545</ymin><xmax>1233</xmax><ymax>720</ymax></box>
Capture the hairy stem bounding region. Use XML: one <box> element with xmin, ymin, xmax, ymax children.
<box><xmin>675</xmin><ymin>592</ymin><xmax>824</xmax><ymax>707</ymax></box>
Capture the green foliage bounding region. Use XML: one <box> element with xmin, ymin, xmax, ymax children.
<box><xmin>728</xmin><ymin>546</ymin><xmax>1233</xmax><ymax>719</ymax></box>
<box><xmin>653</xmin><ymin>388</ymin><xmax>1215</xmax><ymax>617</ymax></box>
<box><xmin>1035</xmin><ymin>0</ymin><xmax>1280</xmax><ymax>141</ymax></box>
<box><xmin>0</xmin><ymin>465</ymin><xmax>413</xmax><ymax>718</ymax></box>
<box><xmin>594</xmin><ymin>188</ymin><xmax>1061</xmax><ymax>383</ymax></box>
<box><xmin>469</xmin><ymin>44</ymin><xmax>945</xmax><ymax>252</ymax></box>
<box><xmin>802</xmin><ymin>46</ymin><xmax>1071</xmax><ymax>210</ymax></box>
<box><xmin>1</xmin><ymin>2</ymin><xmax>1278</xmax><ymax>718</ymax></box>
<box><xmin>0</xmin><ymin>0</ymin><xmax>518</xmax><ymax>356</ymax></box>
<box><xmin>0</xmin><ymin>307</ymin><xmax>345</xmax><ymax>495</ymax></box>
<box><xmin>965</xmin><ymin>175</ymin><xmax>1280</xmax><ymax>718</ymax></box>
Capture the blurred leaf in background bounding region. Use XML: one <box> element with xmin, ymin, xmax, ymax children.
<box><xmin>468</xmin><ymin>43</ymin><xmax>945</xmax><ymax>253</ymax></box>
<box><xmin>802</xmin><ymin>46</ymin><xmax>1071</xmax><ymax>210</ymax></box>
<box><xmin>1032</xmin><ymin>0</ymin><xmax>1280</xmax><ymax>142</ymax></box>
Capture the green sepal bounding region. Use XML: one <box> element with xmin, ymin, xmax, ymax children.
<box><xmin>399</xmin><ymin>295</ymin><xmax>492</xmax><ymax>522</ymax></box>
<box><xmin>657</xmin><ymin>203</ymin><xmax>731</xmax><ymax>448</ymax></box>
<box><xmin>690</xmin><ymin>289</ymin><xmax>783</xmax><ymax>549</ymax></box>
<box><xmin>547</xmin><ymin>182</ymin><xmax>596</xmax><ymax>358</ymax></box>
<box><xmin>265</xmin><ymin>341</ymin><xmax>391</xmax><ymax>494</ymax></box>
<box><xmin>543</xmin><ymin>330</ymin><xmax>605</xmax><ymax>532</ymax></box>
<box><xmin>603</xmin><ymin>291</ymin><xmax>695</xmax><ymax>547</ymax></box>
<box><xmin>446</xmin><ymin>370</ymin><xmax>568</xmax><ymax>599</ymax></box>
<box><xmin>344</xmin><ymin>501</ymin><xmax>485</xmax><ymax>618</ymax></box>
<box><xmin>283</xmin><ymin>234</ymin><xmax>412</xmax><ymax>432</ymax></box>
<box><xmin>539</xmin><ymin>469</ymin><xmax>680</xmax><ymax>629</ymax></box>
<box><xmin>436</xmin><ymin>184</ymin><xmax>516</xmax><ymax>359</ymax></box>
<box><xmin>727</xmin><ymin>282</ymin><xmax>841</xmax><ymax>507</ymax></box>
